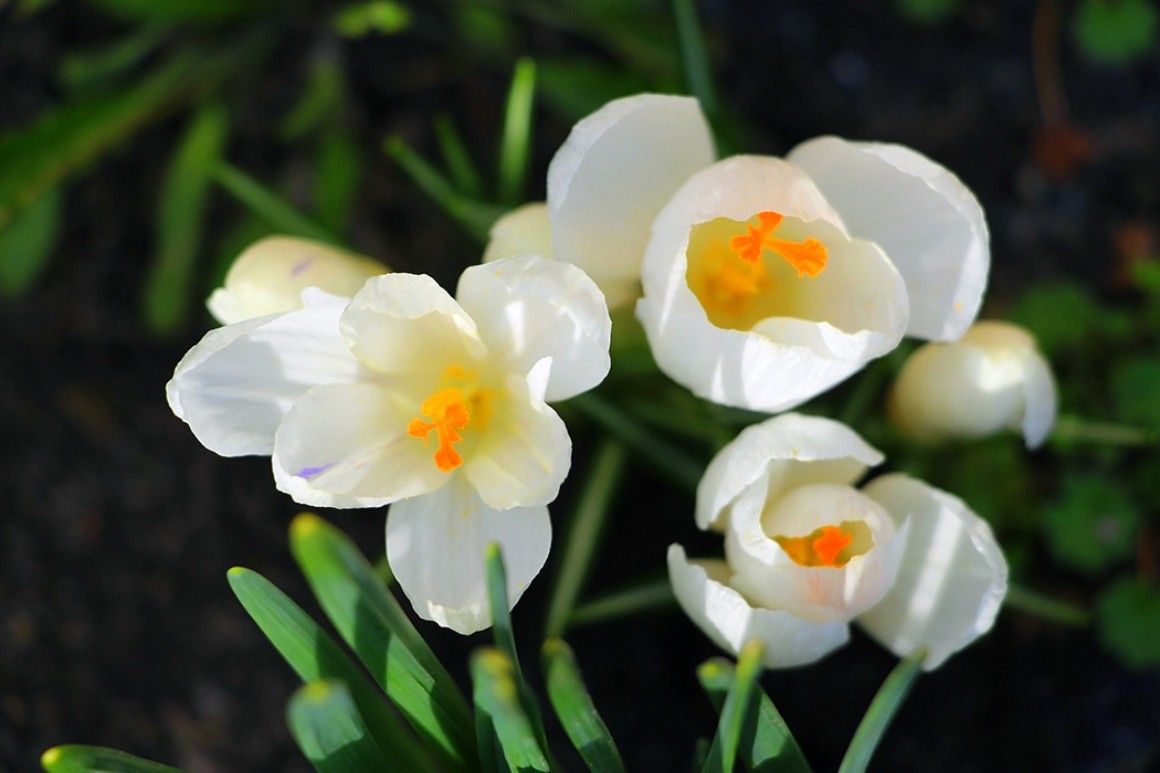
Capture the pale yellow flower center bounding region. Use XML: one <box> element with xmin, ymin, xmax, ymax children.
<box><xmin>407</xmin><ymin>367</ymin><xmax>492</xmax><ymax>472</ymax></box>
<box><xmin>773</xmin><ymin>520</ymin><xmax>872</xmax><ymax>568</ymax></box>
<box><xmin>685</xmin><ymin>210</ymin><xmax>829</xmax><ymax>330</ymax></box>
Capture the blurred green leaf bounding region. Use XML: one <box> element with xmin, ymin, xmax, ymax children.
<box><xmin>434</xmin><ymin>115</ymin><xmax>484</xmax><ymax>199</ymax></box>
<box><xmin>537</xmin><ymin>58</ymin><xmax>650</xmax><ymax>121</ymax></box>
<box><xmin>838</xmin><ymin>649</ymin><xmax>925</xmax><ymax>773</ymax></box>
<box><xmin>41</xmin><ymin>745</ymin><xmax>186</xmax><ymax>773</ymax></box>
<box><xmin>542</xmin><ymin>639</ymin><xmax>625</xmax><ymax>773</ymax></box>
<box><xmin>697</xmin><ymin>657</ymin><xmax>811</xmax><ymax>773</ymax></box>
<box><xmin>568</xmin><ymin>577</ymin><xmax>676</xmax><ymax>629</ymax></box>
<box><xmin>142</xmin><ymin>100</ymin><xmax>228</xmax><ymax>333</ymax></box>
<box><xmin>1074</xmin><ymin>0</ymin><xmax>1158</xmax><ymax>66</ymax></box>
<box><xmin>1043</xmin><ymin>473</ymin><xmax>1140</xmax><ymax>574</ymax></box>
<box><xmin>84</xmin><ymin>0</ymin><xmax>264</xmax><ymax>23</ymax></box>
<box><xmin>1004</xmin><ymin>583</ymin><xmax>1091</xmax><ymax>627</ymax></box>
<box><xmin>333</xmin><ymin>1</ymin><xmax>413</xmax><ymax>37</ymax></box>
<box><xmin>281</xmin><ymin>57</ymin><xmax>345</xmax><ymax>140</ymax></box>
<box><xmin>497</xmin><ymin>57</ymin><xmax>536</xmax><ymax>205</ymax></box>
<box><xmin>286</xmin><ymin>680</ymin><xmax>397</xmax><ymax>773</ymax></box>
<box><xmin>289</xmin><ymin>514</ymin><xmax>476</xmax><ymax>772</ymax></box>
<box><xmin>471</xmin><ymin>648</ymin><xmax>551</xmax><ymax>773</ymax></box>
<box><xmin>1006</xmin><ymin>282</ymin><xmax>1107</xmax><ymax>357</ymax></box>
<box><xmin>226</xmin><ymin>567</ymin><xmax>430</xmax><ymax>771</ymax></box>
<box><xmin>210</xmin><ymin>160</ymin><xmax>342</xmax><ymax>245</ymax></box>
<box><xmin>1096</xmin><ymin>576</ymin><xmax>1160</xmax><ymax>668</ymax></box>
<box><xmin>895</xmin><ymin>0</ymin><xmax>960</xmax><ymax>24</ymax></box>
<box><xmin>673</xmin><ymin>0</ymin><xmax>719</xmax><ymax>120</ymax></box>
<box><xmin>454</xmin><ymin>5</ymin><xmax>518</xmax><ymax>54</ymax></box>
<box><xmin>1112</xmin><ymin>356</ymin><xmax>1160</xmax><ymax>428</ymax></box>
<box><xmin>314</xmin><ymin>129</ymin><xmax>362</xmax><ymax>234</ymax></box>
<box><xmin>0</xmin><ymin>52</ymin><xmax>213</xmax><ymax>232</ymax></box>
<box><xmin>0</xmin><ymin>186</ymin><xmax>60</xmax><ymax>299</ymax></box>
<box><xmin>701</xmin><ymin>641</ymin><xmax>765</xmax><ymax>773</ymax></box>
<box><xmin>59</xmin><ymin>24</ymin><xmax>172</xmax><ymax>93</ymax></box>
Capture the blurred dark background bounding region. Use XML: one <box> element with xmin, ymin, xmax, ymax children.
<box><xmin>2</xmin><ymin>0</ymin><xmax>1159</xmax><ymax>770</ymax></box>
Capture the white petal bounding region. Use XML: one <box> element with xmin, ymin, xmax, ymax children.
<box><xmin>464</xmin><ymin>369</ymin><xmax>571</xmax><ymax>510</ymax></box>
<box><xmin>859</xmin><ymin>474</ymin><xmax>1008</xmax><ymax>670</ymax></box>
<box><xmin>696</xmin><ymin>413</ymin><xmax>884</xmax><ymax>531</ymax></box>
<box><xmin>547</xmin><ymin>93</ymin><xmax>715</xmax><ymax>289</ymax></box>
<box><xmin>667</xmin><ymin>545</ymin><xmax>849</xmax><ymax>669</ymax></box>
<box><xmin>787</xmin><ymin>137</ymin><xmax>989</xmax><ymax>341</ymax></box>
<box><xmin>272</xmin><ymin>382</ymin><xmax>448</xmax><ymax>508</ymax></box>
<box><xmin>482</xmin><ymin>203</ymin><xmax>555</xmax><ymax>263</ymax></box>
<box><xmin>207</xmin><ymin>236</ymin><xmax>387</xmax><ymax>324</ymax></box>
<box><xmin>166</xmin><ymin>291</ymin><xmax>362</xmax><ymax>457</ymax></box>
<box><xmin>1019</xmin><ymin>347</ymin><xmax>1057</xmax><ymax>449</ymax></box>
<box><xmin>456</xmin><ymin>254</ymin><xmax>611</xmax><ymax>402</ymax></box>
<box><xmin>341</xmin><ymin>273</ymin><xmax>487</xmax><ymax>377</ymax></box>
<box><xmin>387</xmin><ymin>479</ymin><xmax>552</xmax><ymax>635</ymax></box>
<box><xmin>724</xmin><ymin>478</ymin><xmax>907</xmax><ymax>622</ymax></box>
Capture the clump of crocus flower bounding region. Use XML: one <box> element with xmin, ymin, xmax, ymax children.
<box><xmin>888</xmin><ymin>320</ymin><xmax>1058</xmax><ymax>448</ymax></box>
<box><xmin>669</xmin><ymin>413</ymin><xmax>1008</xmax><ymax>670</ymax></box>
<box><xmin>168</xmin><ymin>250</ymin><xmax>612</xmax><ymax>633</ymax></box>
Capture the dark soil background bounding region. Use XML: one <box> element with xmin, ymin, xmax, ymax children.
<box><xmin>3</xmin><ymin>1</ymin><xmax>1160</xmax><ymax>771</ymax></box>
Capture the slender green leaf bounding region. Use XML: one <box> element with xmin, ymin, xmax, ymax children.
<box><xmin>384</xmin><ymin>136</ymin><xmax>506</xmax><ymax>244</ymax></box>
<box><xmin>142</xmin><ymin>100</ymin><xmax>228</xmax><ymax>333</ymax></box>
<box><xmin>497</xmin><ymin>58</ymin><xmax>537</xmax><ymax>205</ymax></box>
<box><xmin>672</xmin><ymin>0</ymin><xmax>719</xmax><ymax>120</ymax></box>
<box><xmin>569</xmin><ymin>577</ymin><xmax>676</xmax><ymax>628</ymax></box>
<box><xmin>546</xmin><ymin>439</ymin><xmax>627</xmax><ymax>638</ymax></box>
<box><xmin>289</xmin><ymin>514</ymin><xmax>476</xmax><ymax>771</ymax></box>
<box><xmin>484</xmin><ymin>544</ymin><xmax>550</xmax><ymax>757</ymax></box>
<box><xmin>1005</xmin><ymin>583</ymin><xmax>1091</xmax><ymax>627</ymax></box>
<box><xmin>281</xmin><ymin>56</ymin><xmax>344</xmax><ymax>140</ymax></box>
<box><xmin>697</xmin><ymin>658</ymin><xmax>811</xmax><ymax>773</ymax></box>
<box><xmin>701</xmin><ymin>640</ymin><xmax>765</xmax><ymax>773</ymax></box>
<box><xmin>41</xmin><ymin>745</ymin><xmax>186</xmax><ymax>773</ymax></box>
<box><xmin>471</xmin><ymin>648</ymin><xmax>551</xmax><ymax>773</ymax></box>
<box><xmin>226</xmin><ymin>567</ymin><xmax>431</xmax><ymax>771</ymax></box>
<box><xmin>542</xmin><ymin>639</ymin><xmax>625</xmax><ymax>773</ymax></box>
<box><xmin>434</xmin><ymin>114</ymin><xmax>483</xmax><ymax>198</ymax></box>
<box><xmin>0</xmin><ymin>186</ymin><xmax>61</xmax><ymax>298</ymax></box>
<box><xmin>837</xmin><ymin>649</ymin><xmax>925</xmax><ymax>773</ymax></box>
<box><xmin>84</xmin><ymin>0</ymin><xmax>264</xmax><ymax>23</ymax></box>
<box><xmin>287</xmin><ymin>679</ymin><xmax>396</xmax><ymax>773</ymax></box>
<box><xmin>210</xmin><ymin>161</ymin><xmax>341</xmax><ymax>246</ymax></box>
<box><xmin>314</xmin><ymin>129</ymin><xmax>362</xmax><ymax>234</ymax></box>
<box><xmin>332</xmin><ymin>1</ymin><xmax>413</xmax><ymax>37</ymax></box>
<box><xmin>59</xmin><ymin>24</ymin><xmax>172</xmax><ymax>93</ymax></box>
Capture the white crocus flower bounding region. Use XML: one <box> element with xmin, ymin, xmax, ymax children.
<box><xmin>889</xmin><ymin>320</ymin><xmax>1058</xmax><ymax>449</ymax></box>
<box><xmin>669</xmin><ymin>413</ymin><xmax>1008</xmax><ymax>670</ymax></box>
<box><xmin>208</xmin><ymin>236</ymin><xmax>388</xmax><ymax>325</ymax></box>
<box><xmin>168</xmin><ymin>254</ymin><xmax>612</xmax><ymax>634</ymax></box>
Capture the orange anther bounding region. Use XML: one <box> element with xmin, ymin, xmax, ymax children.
<box><xmin>774</xmin><ymin>523</ymin><xmax>857</xmax><ymax>568</ymax></box>
<box><xmin>811</xmin><ymin>525</ymin><xmax>853</xmax><ymax>567</ymax></box>
<box><xmin>408</xmin><ymin>388</ymin><xmax>471</xmax><ymax>472</ymax></box>
<box><xmin>728</xmin><ymin>210</ymin><xmax>828</xmax><ymax>276</ymax></box>
<box><xmin>729</xmin><ymin>211</ymin><xmax>783</xmax><ymax>263</ymax></box>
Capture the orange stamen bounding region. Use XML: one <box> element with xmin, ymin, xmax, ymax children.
<box><xmin>774</xmin><ymin>523</ymin><xmax>856</xmax><ymax>568</ymax></box>
<box><xmin>811</xmin><ymin>525</ymin><xmax>854</xmax><ymax>567</ymax></box>
<box><xmin>728</xmin><ymin>210</ymin><xmax>828</xmax><ymax>276</ymax></box>
<box><xmin>407</xmin><ymin>388</ymin><xmax>471</xmax><ymax>472</ymax></box>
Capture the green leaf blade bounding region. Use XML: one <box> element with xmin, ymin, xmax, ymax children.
<box><xmin>542</xmin><ymin>639</ymin><xmax>626</xmax><ymax>773</ymax></box>
<box><xmin>497</xmin><ymin>57</ymin><xmax>537</xmax><ymax>205</ymax></box>
<box><xmin>210</xmin><ymin>161</ymin><xmax>341</xmax><ymax>246</ymax></box>
<box><xmin>837</xmin><ymin>649</ymin><xmax>925</xmax><ymax>773</ymax></box>
<box><xmin>701</xmin><ymin>640</ymin><xmax>765</xmax><ymax>773</ymax></box>
<box><xmin>41</xmin><ymin>745</ymin><xmax>187</xmax><ymax>773</ymax></box>
<box><xmin>471</xmin><ymin>648</ymin><xmax>551</xmax><ymax>773</ymax></box>
<box><xmin>0</xmin><ymin>186</ymin><xmax>61</xmax><ymax>299</ymax></box>
<box><xmin>287</xmin><ymin>679</ymin><xmax>394</xmax><ymax>773</ymax></box>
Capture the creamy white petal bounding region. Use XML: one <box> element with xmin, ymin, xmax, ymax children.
<box><xmin>482</xmin><ymin>203</ymin><xmax>554</xmax><ymax>263</ymax></box>
<box><xmin>787</xmin><ymin>136</ymin><xmax>988</xmax><ymax>341</ymax></box>
<box><xmin>464</xmin><ymin>368</ymin><xmax>571</xmax><ymax>510</ymax></box>
<box><xmin>167</xmin><ymin>290</ymin><xmax>361</xmax><ymax>457</ymax></box>
<box><xmin>696</xmin><ymin>413</ymin><xmax>884</xmax><ymax>531</ymax></box>
<box><xmin>387</xmin><ymin>479</ymin><xmax>552</xmax><ymax>635</ymax></box>
<box><xmin>859</xmin><ymin>474</ymin><xmax>1008</xmax><ymax>670</ymax></box>
<box><xmin>456</xmin><ymin>255</ymin><xmax>611</xmax><ymax>402</ymax></box>
<box><xmin>667</xmin><ymin>546</ymin><xmax>850</xmax><ymax>668</ymax></box>
<box><xmin>1019</xmin><ymin>347</ymin><xmax>1057</xmax><ymax>449</ymax></box>
<box><xmin>547</xmin><ymin>93</ymin><xmax>715</xmax><ymax>288</ymax></box>
<box><xmin>724</xmin><ymin>478</ymin><xmax>907</xmax><ymax>622</ymax></box>
<box><xmin>207</xmin><ymin>237</ymin><xmax>387</xmax><ymax>325</ymax></box>
<box><xmin>341</xmin><ymin>273</ymin><xmax>487</xmax><ymax>377</ymax></box>
<box><xmin>272</xmin><ymin>382</ymin><xmax>448</xmax><ymax>508</ymax></box>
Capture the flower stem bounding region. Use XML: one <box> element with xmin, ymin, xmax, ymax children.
<box><xmin>1051</xmin><ymin>415</ymin><xmax>1159</xmax><ymax>447</ymax></box>
<box><xmin>1005</xmin><ymin>582</ymin><xmax>1091</xmax><ymax>627</ymax></box>
<box><xmin>837</xmin><ymin>648</ymin><xmax>925</xmax><ymax>773</ymax></box>
<box><xmin>568</xmin><ymin>578</ymin><xmax>676</xmax><ymax>629</ymax></box>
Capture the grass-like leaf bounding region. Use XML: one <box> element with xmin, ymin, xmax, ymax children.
<box><xmin>701</xmin><ymin>640</ymin><xmax>765</xmax><ymax>773</ymax></box>
<box><xmin>289</xmin><ymin>514</ymin><xmax>476</xmax><ymax>772</ymax></box>
<box><xmin>86</xmin><ymin>0</ymin><xmax>264</xmax><ymax>23</ymax></box>
<box><xmin>672</xmin><ymin>0</ymin><xmax>719</xmax><ymax>120</ymax></box>
<box><xmin>542</xmin><ymin>639</ymin><xmax>626</xmax><ymax>773</ymax></box>
<box><xmin>0</xmin><ymin>186</ymin><xmax>60</xmax><ymax>299</ymax></box>
<box><xmin>287</xmin><ymin>679</ymin><xmax>394</xmax><ymax>773</ymax></box>
<box><xmin>837</xmin><ymin>649</ymin><xmax>925</xmax><ymax>773</ymax></box>
<box><xmin>497</xmin><ymin>57</ymin><xmax>536</xmax><ymax>205</ymax></box>
<box><xmin>697</xmin><ymin>658</ymin><xmax>811</xmax><ymax>773</ymax></box>
<box><xmin>41</xmin><ymin>744</ymin><xmax>187</xmax><ymax>772</ymax></box>
<box><xmin>142</xmin><ymin>100</ymin><xmax>228</xmax><ymax>333</ymax></box>
<box><xmin>545</xmin><ymin>438</ymin><xmax>627</xmax><ymax>638</ymax></box>
<box><xmin>226</xmin><ymin>566</ymin><xmax>431</xmax><ymax>771</ymax></box>
<box><xmin>210</xmin><ymin>161</ymin><xmax>341</xmax><ymax>246</ymax></box>
<box><xmin>568</xmin><ymin>577</ymin><xmax>676</xmax><ymax>629</ymax></box>
<box><xmin>471</xmin><ymin>648</ymin><xmax>551</xmax><ymax>773</ymax></box>
<box><xmin>314</xmin><ymin>128</ymin><xmax>362</xmax><ymax>235</ymax></box>
<box><xmin>434</xmin><ymin>114</ymin><xmax>483</xmax><ymax>198</ymax></box>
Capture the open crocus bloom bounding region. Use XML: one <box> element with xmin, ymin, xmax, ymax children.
<box><xmin>168</xmin><ymin>254</ymin><xmax>612</xmax><ymax>634</ymax></box>
<box><xmin>669</xmin><ymin>413</ymin><xmax>1008</xmax><ymax>670</ymax></box>
<box><xmin>889</xmin><ymin>320</ymin><xmax>1058</xmax><ymax>449</ymax></box>
<box><xmin>208</xmin><ymin>236</ymin><xmax>388</xmax><ymax>325</ymax></box>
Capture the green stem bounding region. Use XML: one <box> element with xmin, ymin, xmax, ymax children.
<box><xmin>837</xmin><ymin>648</ymin><xmax>925</xmax><ymax>773</ymax></box>
<box><xmin>210</xmin><ymin>161</ymin><xmax>341</xmax><ymax>246</ymax></box>
<box><xmin>1005</xmin><ymin>582</ymin><xmax>1091</xmax><ymax>627</ymax></box>
<box><xmin>1051</xmin><ymin>415</ymin><xmax>1159</xmax><ymax>446</ymax></box>
<box><xmin>545</xmin><ymin>439</ymin><xmax>628</xmax><ymax>638</ymax></box>
<box><xmin>568</xmin><ymin>578</ymin><xmax>676</xmax><ymax>628</ymax></box>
